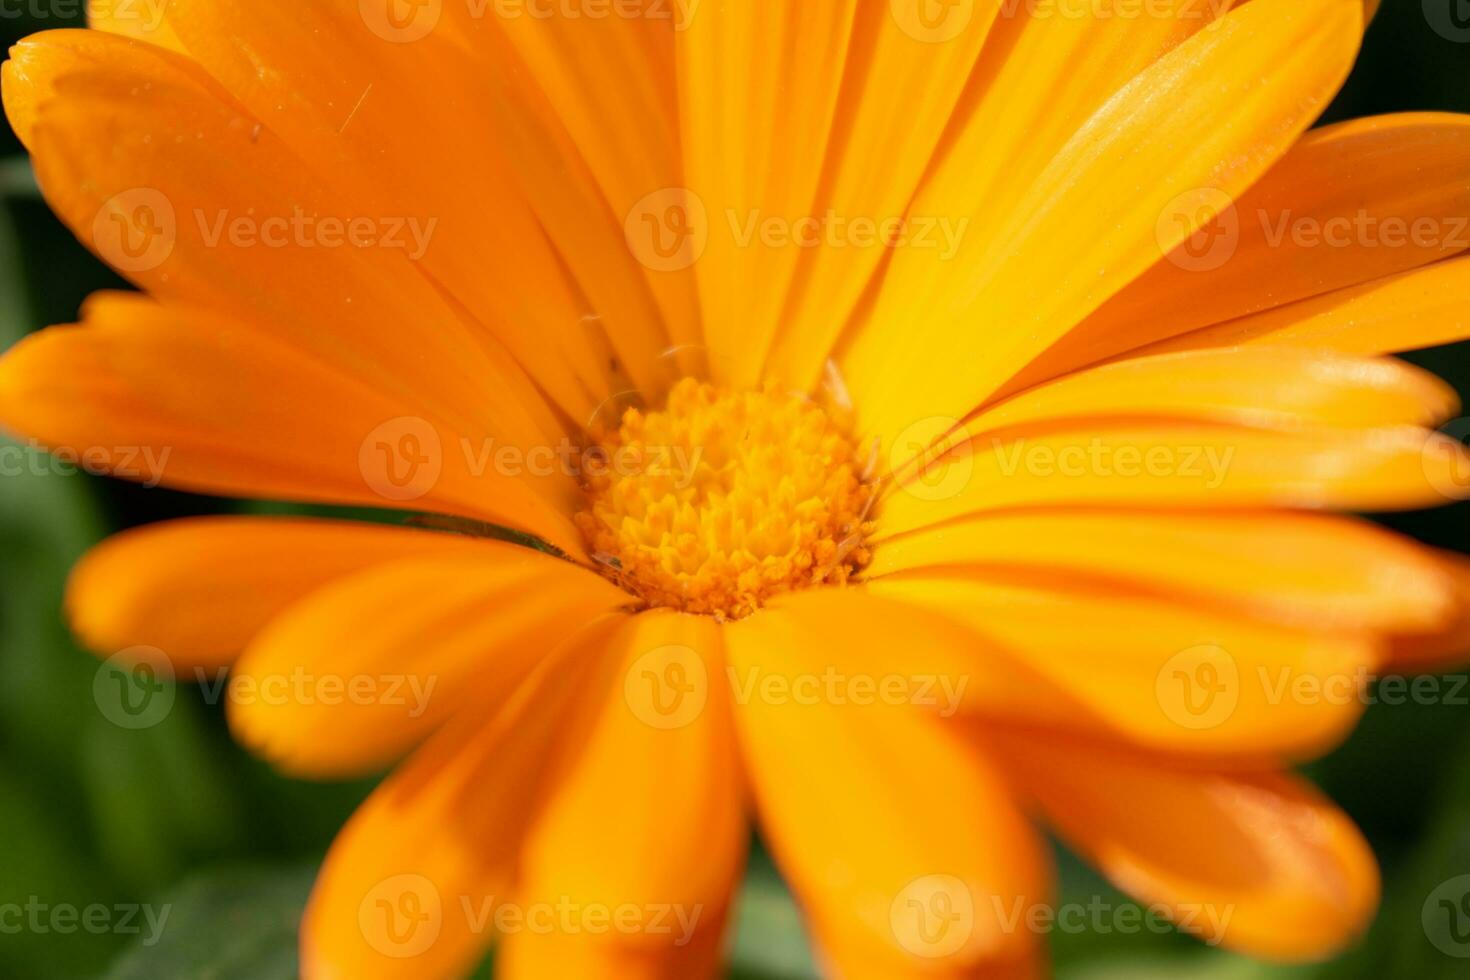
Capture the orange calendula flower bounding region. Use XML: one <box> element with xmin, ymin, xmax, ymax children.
<box><xmin>3</xmin><ymin>0</ymin><xmax>1470</xmax><ymax>977</ymax></box>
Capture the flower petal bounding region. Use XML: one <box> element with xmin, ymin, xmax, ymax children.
<box><xmin>0</xmin><ymin>294</ymin><xmax>584</xmax><ymax>551</ymax></box>
<box><xmin>776</xmin><ymin>0</ymin><xmax>1229</xmax><ymax>390</ymax></box>
<box><xmin>87</xmin><ymin>0</ymin><xmax>180</xmax><ymax>48</ymax></box>
<box><xmin>988</xmin><ymin>729</ymin><xmax>1379</xmax><ymax>962</ymax></box>
<box><xmin>724</xmin><ymin>595</ymin><xmax>1052</xmax><ymax>978</ymax></box>
<box><xmin>301</xmin><ymin>623</ymin><xmax>617</xmax><ymax>980</ymax></box>
<box><xmin>867</xmin><ymin>511</ymin><xmax>1454</xmax><ymax>633</ymax></box>
<box><xmin>674</xmin><ymin>0</ymin><xmax>860</xmax><ymax>387</ymax></box>
<box><xmin>1013</xmin><ymin>113</ymin><xmax>1470</xmax><ymax>387</ymax></box>
<box><xmin>879</xmin><ymin>424</ymin><xmax>1470</xmax><ymax>538</ymax></box>
<box><xmin>842</xmin><ymin>0</ymin><xmax>1362</xmax><ymax>450</ymax></box>
<box><xmin>1143</xmin><ymin>254</ymin><xmax>1470</xmax><ymax>358</ymax></box>
<box><xmin>6</xmin><ymin>29</ymin><xmax>568</xmax><ymax>449</ymax></box>
<box><xmin>769</xmin><ymin>584</ymin><xmax>1374</xmax><ymax>766</ymax></box>
<box><xmin>1388</xmin><ymin>550</ymin><xmax>1470</xmax><ymax>673</ymax></box>
<box><xmin>65</xmin><ymin>517</ymin><xmax>511</xmax><ymax>670</ymax></box>
<box><xmin>155</xmin><ymin>0</ymin><xmax>661</xmax><ymax>412</ymax></box>
<box><xmin>498</xmin><ymin>611</ymin><xmax>744</xmax><ymax>979</ymax></box>
<box><xmin>690</xmin><ymin>2</ymin><xmax>1004</xmax><ymax>390</ymax></box>
<box><xmin>228</xmin><ymin>548</ymin><xmax>630</xmax><ymax>778</ymax></box>
<box><xmin>962</xmin><ymin>348</ymin><xmax>1459</xmax><ymax>437</ymax></box>
<box><xmin>451</xmin><ymin>2</ymin><xmax>700</xmax><ymax>382</ymax></box>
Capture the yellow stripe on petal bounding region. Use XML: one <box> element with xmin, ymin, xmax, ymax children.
<box><xmin>879</xmin><ymin>424</ymin><xmax>1470</xmax><ymax>538</ymax></box>
<box><xmin>301</xmin><ymin>624</ymin><xmax>617</xmax><ymax>980</ymax></box>
<box><xmin>675</xmin><ymin>0</ymin><xmax>858</xmax><ymax>388</ymax></box>
<box><xmin>501</xmin><ymin>611</ymin><xmax>743</xmax><ymax>979</ymax></box>
<box><xmin>789</xmin><ymin>583</ymin><xmax>1373</xmax><ymax>765</ymax></box>
<box><xmin>845</xmin><ymin>0</ymin><xmax>1362</xmax><ymax>451</ymax></box>
<box><xmin>456</xmin><ymin>3</ymin><xmax>699</xmax><ymax>383</ymax></box>
<box><xmin>1017</xmin><ymin>113</ymin><xmax>1470</xmax><ymax>387</ymax></box>
<box><xmin>725</xmin><ymin>594</ymin><xmax>1052</xmax><ymax>978</ymax></box>
<box><xmin>761</xmin><ymin>3</ymin><xmax>1001</xmax><ymax>391</ymax></box>
<box><xmin>961</xmin><ymin>348</ymin><xmax>1460</xmax><ymax>439</ymax></box>
<box><xmin>1144</xmin><ymin>254</ymin><xmax>1470</xmax><ymax>358</ymax></box>
<box><xmin>989</xmin><ymin>731</ymin><xmax>1379</xmax><ymax>962</ymax></box>
<box><xmin>867</xmin><ymin>512</ymin><xmax>1455</xmax><ymax>633</ymax></box>
<box><xmin>834</xmin><ymin>0</ymin><xmax>1234</xmax><ymax>415</ymax></box>
<box><xmin>228</xmin><ymin>549</ymin><xmax>630</xmax><ymax>779</ymax></box>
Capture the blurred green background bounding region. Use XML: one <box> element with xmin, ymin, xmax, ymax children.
<box><xmin>3</xmin><ymin>3</ymin><xmax>1470</xmax><ymax>978</ymax></box>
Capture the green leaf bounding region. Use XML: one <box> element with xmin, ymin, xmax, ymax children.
<box><xmin>1061</xmin><ymin>953</ymin><xmax>1316</xmax><ymax>980</ymax></box>
<box><xmin>79</xmin><ymin>700</ymin><xmax>252</xmax><ymax>894</ymax></box>
<box><xmin>0</xmin><ymin>192</ymin><xmax>30</xmax><ymax>346</ymax></box>
<box><xmin>99</xmin><ymin>865</ymin><xmax>315</xmax><ymax>980</ymax></box>
<box><xmin>0</xmin><ymin>767</ymin><xmax>126</xmax><ymax>978</ymax></box>
<box><xmin>728</xmin><ymin>853</ymin><xmax>819</xmax><ymax>980</ymax></box>
<box><xmin>1318</xmin><ymin>726</ymin><xmax>1470</xmax><ymax>980</ymax></box>
<box><xmin>0</xmin><ymin>436</ymin><xmax>108</xmax><ymax>798</ymax></box>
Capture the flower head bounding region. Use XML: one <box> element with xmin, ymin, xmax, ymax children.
<box><xmin>3</xmin><ymin>0</ymin><xmax>1470</xmax><ymax>977</ymax></box>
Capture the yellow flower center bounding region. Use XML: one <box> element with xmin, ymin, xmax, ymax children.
<box><xmin>575</xmin><ymin>378</ymin><xmax>876</xmax><ymax>620</ymax></box>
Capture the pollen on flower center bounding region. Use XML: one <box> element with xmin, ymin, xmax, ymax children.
<box><xmin>575</xmin><ymin>378</ymin><xmax>876</xmax><ymax>620</ymax></box>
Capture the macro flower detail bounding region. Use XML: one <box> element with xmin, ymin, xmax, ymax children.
<box><xmin>2</xmin><ymin>0</ymin><xmax>1470</xmax><ymax>978</ymax></box>
<box><xmin>576</xmin><ymin>378</ymin><xmax>876</xmax><ymax>620</ymax></box>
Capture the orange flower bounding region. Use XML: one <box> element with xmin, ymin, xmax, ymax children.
<box><xmin>3</xmin><ymin>0</ymin><xmax>1470</xmax><ymax>976</ymax></box>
